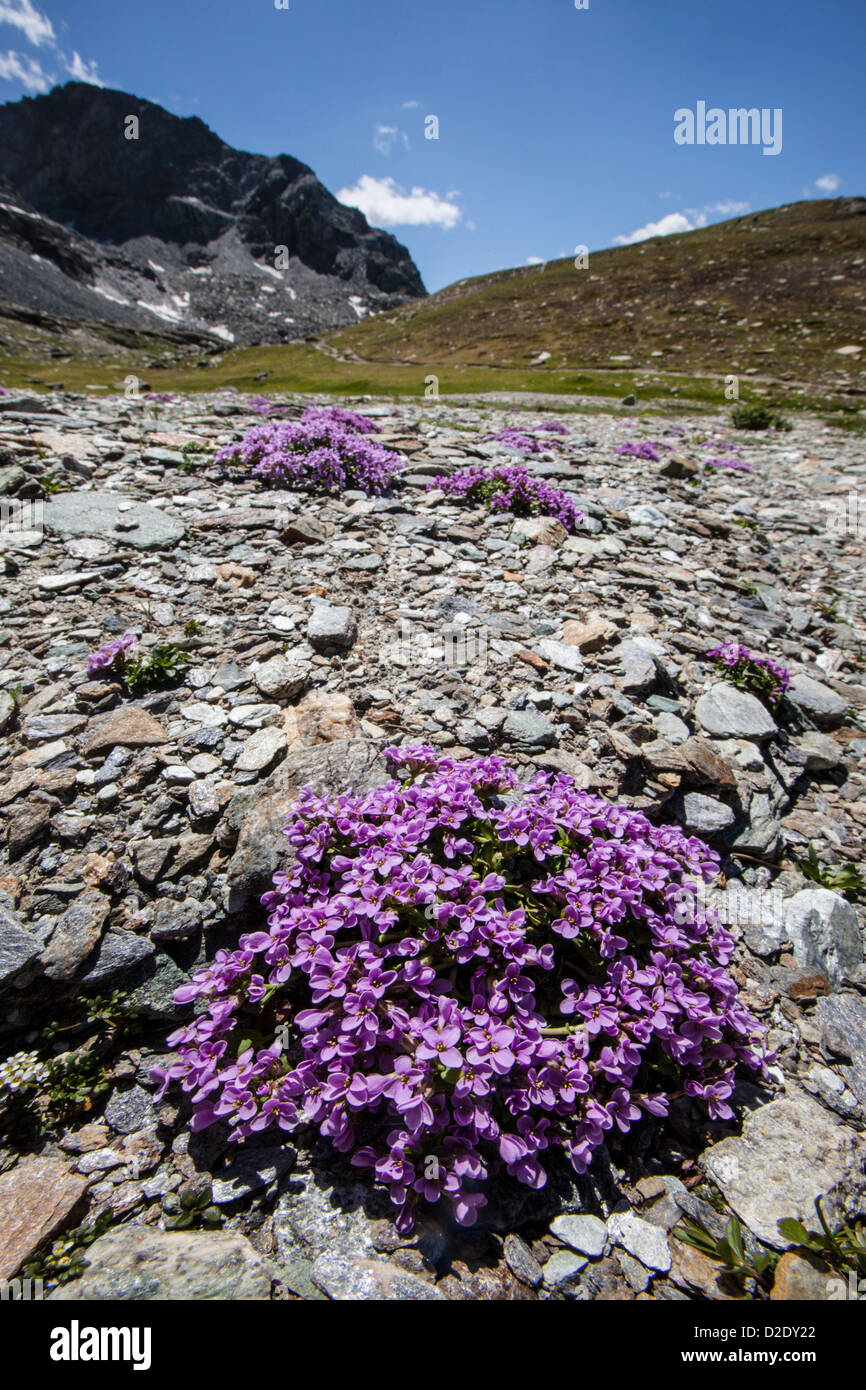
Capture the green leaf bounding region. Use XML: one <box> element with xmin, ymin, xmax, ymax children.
<box><xmin>778</xmin><ymin>1218</ymin><xmax>811</xmax><ymax>1245</ymax></box>
<box><xmin>726</xmin><ymin>1216</ymin><xmax>744</xmax><ymax>1263</ymax></box>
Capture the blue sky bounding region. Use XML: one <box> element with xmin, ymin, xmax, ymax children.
<box><xmin>0</xmin><ymin>0</ymin><xmax>863</xmax><ymax>292</ymax></box>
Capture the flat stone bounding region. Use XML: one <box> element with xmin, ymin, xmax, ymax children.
<box><xmin>49</xmin><ymin>1228</ymin><xmax>274</xmax><ymax>1300</ymax></box>
<box><xmin>0</xmin><ymin>1156</ymin><xmax>88</xmax><ymax>1279</ymax></box>
<box><xmin>253</xmin><ymin>654</ymin><xmax>311</xmax><ymax>700</ymax></box>
<box><xmin>561</xmin><ymin>615</ymin><xmax>617</xmax><ymax>652</ymax></box>
<box><xmin>235</xmin><ymin>726</ymin><xmax>287</xmax><ymax>773</ymax></box>
<box><xmin>44</xmin><ymin>490</ymin><xmax>185</xmax><ymax>551</ymax></box>
<box><xmin>783</xmin><ymin>888</ymin><xmax>864</xmax><ymax>987</ymax></box>
<box><xmin>542</xmin><ymin>1249</ymin><xmax>587</xmax><ymax>1287</ymax></box>
<box><xmin>608</xmin><ymin>640</ymin><xmax>657</xmax><ymax>695</ymax></box>
<box><xmin>41</xmin><ymin>889</ymin><xmax>111</xmax><ymax>982</ymax></box>
<box><xmin>681</xmin><ymin>792</ymin><xmax>736</xmax><ymax>835</ymax></box>
<box><xmin>695</xmin><ymin>683</ymin><xmax>777</xmax><ymax>740</ymax></box>
<box><xmin>81</xmin><ymin>706</ymin><xmax>167</xmax><ymax>755</ymax></box>
<box><xmin>534</xmin><ymin>639</ymin><xmax>584</xmax><ymax>674</ymax></box>
<box><xmin>310</xmin><ymin>1253</ymin><xmax>443</xmax><ymax>1300</ymax></box>
<box><xmin>503</xmin><ymin>1233</ymin><xmax>544</xmax><ymax>1287</ymax></box>
<box><xmin>211</xmin><ymin>1147</ymin><xmax>295</xmax><ymax>1205</ymax></box>
<box><xmin>104</xmin><ymin>1084</ymin><xmax>160</xmax><ymax>1134</ymax></box>
<box><xmin>306</xmin><ymin>604</ymin><xmax>357</xmax><ymax>654</ymax></box>
<box><xmin>550</xmin><ymin>1214</ymin><xmax>607</xmax><ymax>1257</ymax></box>
<box><xmin>502</xmin><ymin>708</ymin><xmax>557</xmax><ymax>748</ymax></box>
<box><xmin>788</xmin><ymin>674</ymin><xmax>849</xmax><ymax>728</ymax></box>
<box><xmin>797</xmin><ymin>731</ymin><xmax>844</xmax><ymax>772</ymax></box>
<box><xmin>606</xmin><ymin>1212</ymin><xmax>671</xmax><ymax>1272</ymax></box>
<box><xmin>700</xmin><ymin>1095</ymin><xmax>863</xmax><ymax>1249</ymax></box>
<box><xmin>0</xmin><ymin>897</ymin><xmax>40</xmax><ymax>993</ymax></box>
<box><xmin>814</xmin><ymin>994</ymin><xmax>866</xmax><ymax>1110</ymax></box>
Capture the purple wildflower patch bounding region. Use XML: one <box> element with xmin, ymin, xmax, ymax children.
<box><xmin>615</xmin><ymin>441</ymin><xmax>673</xmax><ymax>463</ymax></box>
<box><xmin>429</xmin><ymin>465</ymin><xmax>585</xmax><ymax>532</ymax></box>
<box><xmin>154</xmin><ymin>748</ymin><xmax>770</xmax><ymax>1233</ymax></box>
<box><xmin>86</xmin><ymin>630</ymin><xmax>136</xmax><ymax>677</ymax></box>
<box><xmin>707</xmin><ymin>643</ymin><xmax>790</xmax><ymax>706</ymax></box>
<box><xmin>214</xmin><ymin>406</ymin><xmax>400</xmax><ymax>496</ymax></box>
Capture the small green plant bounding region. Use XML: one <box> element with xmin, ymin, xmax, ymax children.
<box><xmin>40</xmin><ymin>472</ymin><xmax>64</xmax><ymax>494</ymax></box>
<box><xmin>675</xmin><ymin>1212</ymin><xmax>779</xmax><ymax>1292</ymax></box>
<box><xmin>778</xmin><ymin>1199</ymin><xmax>866</xmax><ymax>1280</ymax></box>
<box><xmin>795</xmin><ymin>844</ymin><xmax>866</xmax><ymax>903</ymax></box>
<box><xmin>731</xmin><ymin>403</ymin><xmax>791</xmax><ymax>431</ymax></box>
<box><xmin>183</xmin><ymin>618</ymin><xmax>203</xmax><ymax>637</ymax></box>
<box><xmin>20</xmin><ymin>1210</ymin><xmax>113</xmax><ymax>1288</ymax></box>
<box><xmin>163</xmin><ymin>1182</ymin><xmax>223</xmax><ymax>1231</ymax></box>
<box><xmin>124</xmin><ymin>643</ymin><xmax>191</xmax><ymax>695</ymax></box>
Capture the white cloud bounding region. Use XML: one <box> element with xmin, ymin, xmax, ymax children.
<box><xmin>64</xmin><ymin>50</ymin><xmax>104</xmax><ymax>86</ymax></box>
<box><xmin>815</xmin><ymin>173</ymin><xmax>841</xmax><ymax>193</ymax></box>
<box><xmin>526</xmin><ymin>255</ymin><xmax>545</xmax><ymax>265</ymax></box>
<box><xmin>0</xmin><ymin>0</ymin><xmax>53</xmax><ymax>48</ymax></box>
<box><xmin>707</xmin><ymin>199</ymin><xmax>750</xmax><ymax>215</ymax></box>
<box><xmin>373</xmin><ymin>124</ymin><xmax>409</xmax><ymax>156</ymax></box>
<box><xmin>402</xmin><ymin>100</ymin><xmax>419</xmax><ymax>109</ymax></box>
<box><xmin>0</xmin><ymin>46</ymin><xmax>51</xmax><ymax>89</ymax></box>
<box><xmin>614</xmin><ymin>211</ymin><xmax>697</xmax><ymax>245</ymax></box>
<box><xmin>337</xmin><ymin>174</ymin><xmax>462</xmax><ymax>229</ymax></box>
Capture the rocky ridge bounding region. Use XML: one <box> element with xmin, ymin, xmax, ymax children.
<box><xmin>0</xmin><ymin>84</ymin><xmax>425</xmax><ymax>352</ymax></box>
<box><xmin>0</xmin><ymin>388</ymin><xmax>864</xmax><ymax>1300</ymax></box>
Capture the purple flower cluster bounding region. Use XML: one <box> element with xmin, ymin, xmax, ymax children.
<box><xmin>86</xmin><ymin>630</ymin><xmax>136</xmax><ymax>676</ymax></box>
<box><xmin>537</xmin><ymin>420</ymin><xmax>571</xmax><ymax>435</ymax></box>
<box><xmin>145</xmin><ymin>392</ymin><xmax>175</xmax><ymax>404</ymax></box>
<box><xmin>707</xmin><ymin>643</ymin><xmax>791</xmax><ymax>705</ymax></box>
<box><xmin>615</xmin><ymin>441</ymin><xmax>673</xmax><ymax>463</ymax></box>
<box><xmin>488</xmin><ymin>428</ymin><xmax>549</xmax><ymax>455</ymax></box>
<box><xmin>704</xmin><ymin>458</ymin><xmax>755</xmax><ymax>473</ymax></box>
<box><xmin>214</xmin><ymin>406</ymin><xmax>401</xmax><ymax>496</ymax></box>
<box><xmin>153</xmin><ymin>748</ymin><xmax>769</xmax><ymax>1233</ymax></box>
<box><xmin>429</xmin><ymin>465</ymin><xmax>585</xmax><ymax>532</ymax></box>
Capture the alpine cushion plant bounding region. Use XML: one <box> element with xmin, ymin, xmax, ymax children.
<box><xmin>153</xmin><ymin>747</ymin><xmax>770</xmax><ymax>1234</ymax></box>
<box><xmin>707</xmin><ymin>643</ymin><xmax>791</xmax><ymax>707</ymax></box>
<box><xmin>488</xmin><ymin>428</ymin><xmax>550</xmax><ymax>455</ymax></box>
<box><xmin>86</xmin><ymin>630</ymin><xmax>136</xmax><ymax>677</ymax></box>
<box><xmin>86</xmin><ymin>632</ymin><xmax>190</xmax><ymax>695</ymax></box>
<box><xmin>615</xmin><ymin>441</ymin><xmax>672</xmax><ymax>463</ymax></box>
<box><xmin>430</xmin><ymin>465</ymin><xmax>585</xmax><ymax>532</ymax></box>
<box><xmin>215</xmin><ymin>406</ymin><xmax>400</xmax><ymax>496</ymax></box>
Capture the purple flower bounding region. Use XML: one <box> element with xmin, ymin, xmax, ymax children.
<box><xmin>86</xmin><ymin>629</ymin><xmax>136</xmax><ymax>677</ymax></box>
<box><xmin>155</xmin><ymin>746</ymin><xmax>770</xmax><ymax>1232</ymax></box>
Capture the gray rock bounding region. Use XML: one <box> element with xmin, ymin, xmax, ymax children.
<box><xmin>0</xmin><ymin>897</ymin><xmax>40</xmax><ymax>994</ymax></box>
<box><xmin>40</xmin><ymin>889</ymin><xmax>111</xmax><ymax>983</ymax></box>
<box><xmin>797</xmin><ymin>731</ymin><xmax>844</xmax><ymax>772</ymax></box>
<box><xmin>695</xmin><ymin>684</ymin><xmax>777</xmax><ymax>740</ymax></box>
<box><xmin>502</xmin><ymin>709</ymin><xmax>557</xmax><ymax>749</ymax></box>
<box><xmin>225</xmin><ymin>739</ymin><xmax>389</xmax><ymax>912</ymax></box>
<box><xmin>608</xmin><ymin>641</ymin><xmax>657</xmax><ymax>695</ymax></box>
<box><xmin>44</xmin><ymin>490</ymin><xmax>184</xmax><ymax>551</ymax></box>
<box><xmin>788</xmin><ymin>674</ymin><xmax>849</xmax><ymax>728</ymax></box>
<box><xmin>104</xmin><ymin>1084</ymin><xmax>160</xmax><ymax>1134</ymax></box>
<box><xmin>310</xmin><ymin>1253</ymin><xmax>443</xmax><ymax>1300</ymax></box>
<box><xmin>712</xmin><ymin>884</ymin><xmax>787</xmax><ymax>956</ymax></box>
<box><xmin>550</xmin><ymin>1214</ymin><xmax>607</xmax><ymax>1257</ymax></box>
<box><xmin>503</xmin><ymin>1233</ymin><xmax>543</xmax><ymax>1287</ymax></box>
<box><xmin>306</xmin><ymin>604</ymin><xmax>357</xmax><ymax>654</ymax></box>
<box><xmin>606</xmin><ymin>1212</ymin><xmax>671</xmax><ymax>1272</ymax></box>
<box><xmin>627</xmin><ymin>504</ymin><xmax>668</xmax><ymax>528</ymax></box>
<box><xmin>700</xmin><ymin>1095</ymin><xmax>863</xmax><ymax>1249</ymax></box>
<box><xmin>783</xmin><ymin>888</ymin><xmax>863</xmax><ymax>986</ymax></box>
<box><xmin>77</xmin><ymin>929</ymin><xmax>155</xmax><ymax>986</ymax></box>
<box><xmin>254</xmin><ymin>654</ymin><xmax>311</xmax><ymax>700</ymax></box>
<box><xmin>542</xmin><ymin>1249</ymin><xmax>588</xmax><ymax>1288</ymax></box>
<box><xmin>534</xmin><ymin>639</ymin><xmax>584</xmax><ymax>674</ymax></box>
<box><xmin>814</xmin><ymin>994</ymin><xmax>866</xmax><ymax>1112</ymax></box>
<box><xmin>211</xmin><ymin>1146</ymin><xmax>296</xmax><ymax>1205</ymax></box>
<box><xmin>235</xmin><ymin>726</ymin><xmax>286</xmax><ymax>773</ymax></box>
<box><xmin>49</xmin><ymin>1228</ymin><xmax>274</xmax><ymax>1300</ymax></box>
<box><xmin>681</xmin><ymin>793</ymin><xmax>736</xmax><ymax>835</ymax></box>
<box><xmin>272</xmin><ymin>1169</ymin><xmax>383</xmax><ymax>1269</ymax></box>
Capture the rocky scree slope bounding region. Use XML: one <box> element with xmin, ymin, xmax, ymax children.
<box><xmin>0</xmin><ymin>391</ymin><xmax>864</xmax><ymax>1300</ymax></box>
<box><xmin>0</xmin><ymin>83</ymin><xmax>425</xmax><ymax>351</ymax></box>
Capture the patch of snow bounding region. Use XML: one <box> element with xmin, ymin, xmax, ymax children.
<box><xmin>258</xmin><ymin>263</ymin><xmax>283</xmax><ymax>279</ymax></box>
<box><xmin>92</xmin><ymin>286</ymin><xmax>131</xmax><ymax>306</ymax></box>
<box><xmin>349</xmin><ymin>295</ymin><xmax>368</xmax><ymax>319</ymax></box>
<box><xmin>136</xmin><ymin>300</ymin><xmax>183</xmax><ymax>323</ymax></box>
<box><xmin>148</xmin><ymin>259</ymin><xmax>165</xmax><ymax>273</ymax></box>
<box><xmin>210</xmin><ymin>324</ymin><xmax>235</xmax><ymax>342</ymax></box>
<box><xmin>189</xmin><ymin>267</ymin><xmax>213</xmax><ymax>277</ymax></box>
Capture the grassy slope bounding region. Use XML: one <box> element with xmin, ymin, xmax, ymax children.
<box><xmin>0</xmin><ymin>199</ymin><xmax>863</xmax><ymax>418</ymax></box>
